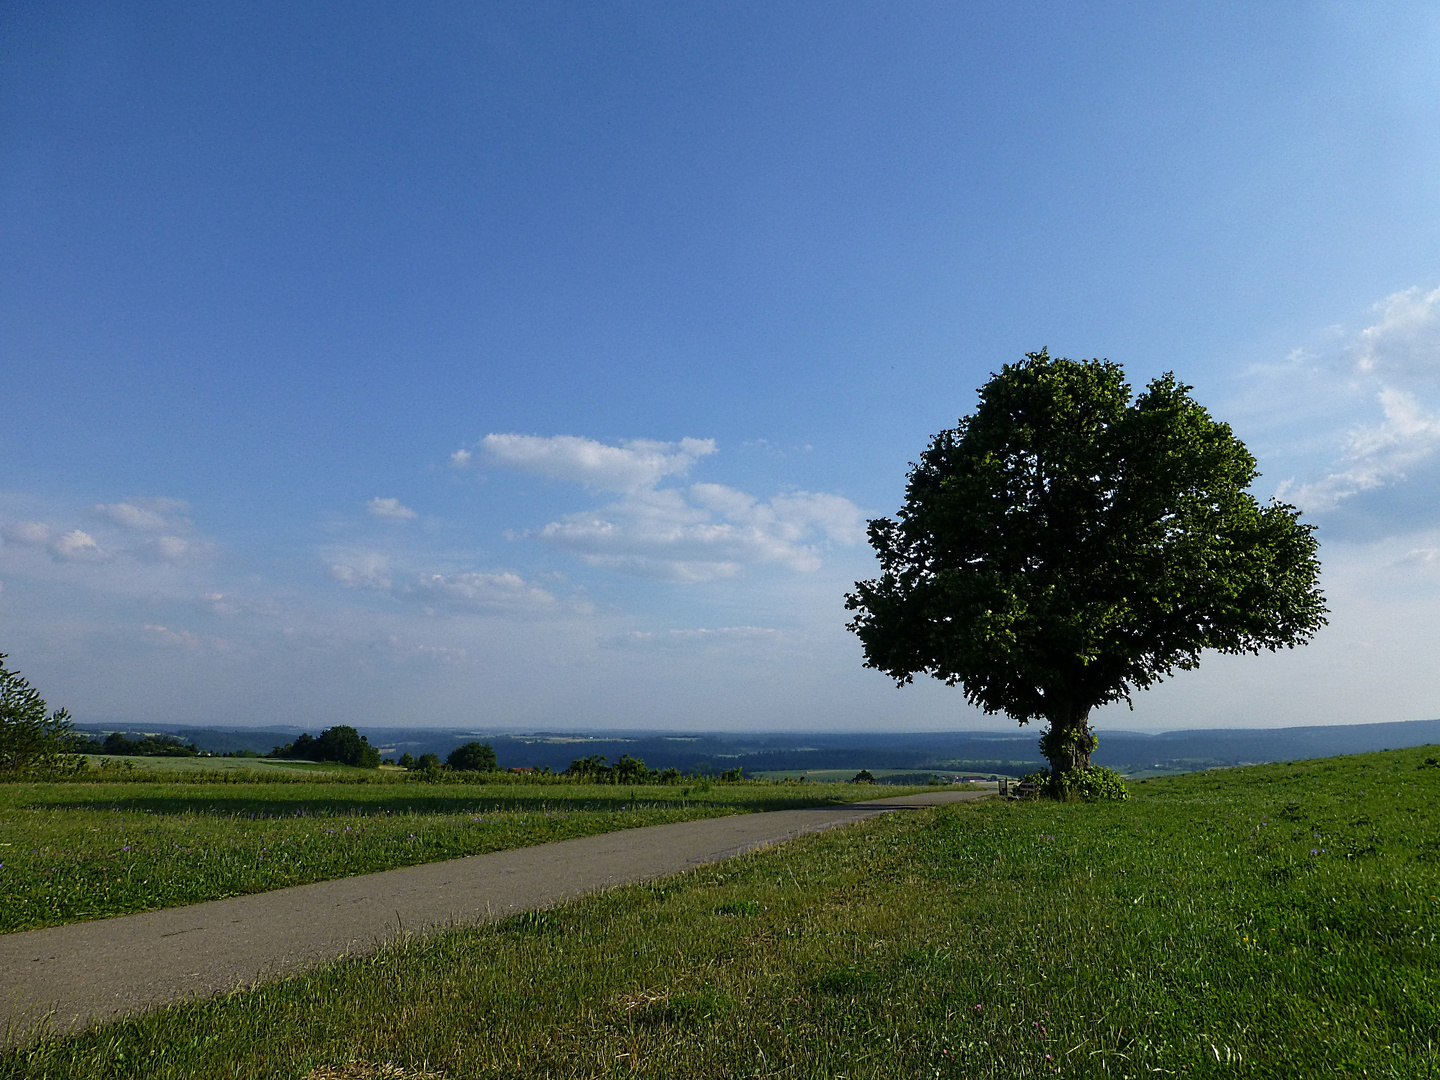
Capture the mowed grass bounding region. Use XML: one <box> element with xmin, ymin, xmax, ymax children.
<box><xmin>7</xmin><ymin>747</ymin><xmax>1438</xmax><ymax>1079</ymax></box>
<box><xmin>0</xmin><ymin>777</ymin><xmax>932</xmax><ymax>934</ymax></box>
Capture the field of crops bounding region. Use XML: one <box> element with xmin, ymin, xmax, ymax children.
<box><xmin>0</xmin><ymin>775</ymin><xmax>931</xmax><ymax>934</ymax></box>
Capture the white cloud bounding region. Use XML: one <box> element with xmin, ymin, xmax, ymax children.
<box><xmin>202</xmin><ymin>592</ymin><xmax>239</xmax><ymax>616</ymax></box>
<box><xmin>141</xmin><ymin>535</ymin><xmax>212</xmax><ymax>563</ymax></box>
<box><xmin>405</xmin><ymin>571</ymin><xmax>556</xmax><ymax>612</ymax></box>
<box><xmin>1277</xmin><ymin>287</ymin><xmax>1440</xmax><ymax>516</ymax></box>
<box><xmin>329</xmin><ymin>551</ymin><xmax>556</xmax><ymax>612</ymax></box>
<box><xmin>1399</xmin><ymin>546</ymin><xmax>1440</xmax><ymax>570</ymax></box>
<box><xmin>536</xmin><ymin>483</ymin><xmax>864</xmax><ymax>582</ymax></box>
<box><xmin>92</xmin><ymin>498</ymin><xmax>189</xmax><ymax>532</ymax></box>
<box><xmin>474</xmin><ymin>433</ymin><xmax>866</xmax><ymax>581</ymax></box>
<box><xmin>386</xmin><ymin>636</ymin><xmax>468</xmax><ymax>663</ymax></box>
<box><xmin>478</xmin><ymin>433</ymin><xmax>718</xmax><ymax>492</ymax></box>
<box><xmin>143</xmin><ymin>623</ymin><xmax>203</xmax><ymax>649</ymax></box>
<box><xmin>603</xmin><ymin>625</ymin><xmax>782</xmax><ymax>650</ymax></box>
<box><xmin>1352</xmin><ymin>286</ymin><xmax>1440</xmax><ymax>382</ymax></box>
<box><xmin>2</xmin><ymin>521</ymin><xmax>52</xmax><ymax>545</ymax></box>
<box><xmin>449</xmin><ymin>448</ymin><xmax>472</xmax><ymax>468</ymax></box>
<box><xmin>330</xmin><ymin>551</ymin><xmax>393</xmax><ymax>591</ymax></box>
<box><xmin>1282</xmin><ymin>387</ymin><xmax>1440</xmax><ymax>511</ymax></box>
<box><xmin>366</xmin><ymin>497</ymin><xmax>418</xmax><ymax>521</ymax></box>
<box><xmin>51</xmin><ymin>529</ymin><xmax>106</xmax><ymax>561</ymax></box>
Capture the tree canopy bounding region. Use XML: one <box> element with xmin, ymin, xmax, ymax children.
<box><xmin>846</xmin><ymin>351</ymin><xmax>1327</xmax><ymax>783</ymax></box>
<box><xmin>269</xmin><ymin>725</ymin><xmax>380</xmax><ymax>768</ymax></box>
<box><xmin>0</xmin><ymin>653</ymin><xmax>82</xmax><ymax>776</ymax></box>
<box><xmin>446</xmin><ymin>741</ymin><xmax>498</xmax><ymax>772</ymax></box>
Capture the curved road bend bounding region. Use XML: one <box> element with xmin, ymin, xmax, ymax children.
<box><xmin>1</xmin><ymin>789</ymin><xmax>986</xmax><ymax>1046</ymax></box>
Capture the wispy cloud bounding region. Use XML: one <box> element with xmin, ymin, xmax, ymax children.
<box><xmin>52</xmin><ymin>529</ymin><xmax>107</xmax><ymax>561</ymax></box>
<box><xmin>328</xmin><ymin>550</ymin><xmax>558</xmax><ymax>612</ymax></box>
<box><xmin>1275</xmin><ymin>286</ymin><xmax>1440</xmax><ymax>518</ymax></box>
<box><xmin>602</xmin><ymin>625</ymin><xmax>782</xmax><ymax>650</ymax></box>
<box><xmin>1352</xmin><ymin>285</ymin><xmax>1440</xmax><ymax>382</ymax></box>
<box><xmin>5</xmin><ymin>496</ymin><xmax>206</xmax><ymax>566</ymax></box>
<box><xmin>366</xmin><ymin>496</ymin><xmax>418</xmax><ymax>521</ymax></box>
<box><xmin>467</xmin><ymin>433</ymin><xmax>717</xmax><ymax>492</ymax></box>
<box><xmin>478</xmin><ymin>433</ymin><xmax>865</xmax><ymax>582</ymax></box>
<box><xmin>1281</xmin><ymin>386</ymin><xmax>1440</xmax><ymax>511</ymax></box>
<box><xmin>2</xmin><ymin>521</ymin><xmax>52</xmax><ymax>546</ymax></box>
<box><xmin>92</xmin><ymin>498</ymin><xmax>190</xmax><ymax>532</ymax></box>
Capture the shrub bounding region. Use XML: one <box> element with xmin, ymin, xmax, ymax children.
<box><xmin>852</xmin><ymin>770</ymin><xmax>876</xmax><ymax>784</ymax></box>
<box><xmin>1060</xmin><ymin>764</ymin><xmax>1130</xmax><ymax>802</ymax></box>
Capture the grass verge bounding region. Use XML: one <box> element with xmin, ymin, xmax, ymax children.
<box><xmin>7</xmin><ymin>745</ymin><xmax>1439</xmax><ymax>1078</ymax></box>
<box><xmin>0</xmin><ymin>778</ymin><xmax>938</xmax><ymax>933</ymax></box>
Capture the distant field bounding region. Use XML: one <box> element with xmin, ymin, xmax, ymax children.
<box><xmin>0</xmin><ymin>777</ymin><xmax>939</xmax><ymax>934</ymax></box>
<box><xmin>756</xmin><ymin>768</ymin><xmax>987</xmax><ymax>784</ymax></box>
<box><xmin>79</xmin><ymin>755</ymin><xmax>346</xmax><ymax>773</ymax></box>
<box><xmin>8</xmin><ymin>745</ymin><xmax>1436</xmax><ymax>1078</ymax></box>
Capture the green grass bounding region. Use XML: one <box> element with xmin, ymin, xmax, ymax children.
<box><xmin>758</xmin><ymin>768</ymin><xmax>987</xmax><ymax>783</ymax></box>
<box><xmin>0</xmin><ymin>777</ymin><xmax>935</xmax><ymax>934</ymax></box>
<box><xmin>80</xmin><ymin>755</ymin><xmax>346</xmax><ymax>773</ymax></box>
<box><xmin>6</xmin><ymin>745</ymin><xmax>1438</xmax><ymax>1078</ymax></box>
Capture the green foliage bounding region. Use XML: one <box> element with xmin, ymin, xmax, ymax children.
<box><xmin>445</xmin><ymin>742</ymin><xmax>497</xmax><ymax>772</ymax></box>
<box><xmin>86</xmin><ymin>732</ymin><xmax>199</xmax><ymax>757</ymax></box>
<box><xmin>1059</xmin><ymin>764</ymin><xmax>1130</xmax><ymax>801</ymax></box>
<box><xmin>846</xmin><ymin>351</ymin><xmax>1328</xmax><ymax>779</ymax></box>
<box><xmin>271</xmin><ymin>726</ymin><xmax>380</xmax><ymax>768</ymax></box>
<box><xmin>1016</xmin><ymin>770</ymin><xmax>1050</xmax><ymax>797</ymax></box>
<box><xmin>0</xmin><ymin>654</ymin><xmax>82</xmax><ymax>777</ymax></box>
<box><xmin>851</xmin><ymin>769</ymin><xmax>876</xmax><ymax>784</ymax></box>
<box><xmin>9</xmin><ymin>747</ymin><xmax>1437</xmax><ymax>1078</ymax></box>
<box><xmin>563</xmin><ymin>753</ymin><xmax>612</xmax><ymax>780</ymax></box>
<box><xmin>1037</xmin><ymin>725</ymin><xmax>1097</xmax><ymax>764</ymax></box>
<box><xmin>409</xmin><ymin>753</ymin><xmax>441</xmax><ymax>773</ymax></box>
<box><xmin>563</xmin><ymin>754</ymin><xmax>692</xmax><ymax>784</ymax></box>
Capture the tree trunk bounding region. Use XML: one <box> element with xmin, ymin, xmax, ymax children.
<box><xmin>1044</xmin><ymin>704</ymin><xmax>1094</xmax><ymax>785</ymax></box>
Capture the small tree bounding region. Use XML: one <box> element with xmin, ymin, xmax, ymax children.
<box><xmin>447</xmin><ymin>741</ymin><xmax>498</xmax><ymax>772</ymax></box>
<box><xmin>0</xmin><ymin>654</ymin><xmax>82</xmax><ymax>776</ymax></box>
<box><xmin>847</xmin><ymin>351</ymin><xmax>1327</xmax><ymax>791</ymax></box>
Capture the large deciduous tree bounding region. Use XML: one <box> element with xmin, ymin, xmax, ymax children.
<box><xmin>846</xmin><ymin>351</ymin><xmax>1327</xmax><ymax>787</ymax></box>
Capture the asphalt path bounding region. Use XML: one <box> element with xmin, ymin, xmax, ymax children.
<box><xmin>1</xmin><ymin>788</ymin><xmax>986</xmax><ymax>1046</ymax></box>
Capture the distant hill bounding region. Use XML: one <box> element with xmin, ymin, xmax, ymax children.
<box><xmin>69</xmin><ymin>717</ymin><xmax>1440</xmax><ymax>777</ymax></box>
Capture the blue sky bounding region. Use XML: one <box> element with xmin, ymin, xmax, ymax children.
<box><xmin>3</xmin><ymin>2</ymin><xmax>1440</xmax><ymax>732</ymax></box>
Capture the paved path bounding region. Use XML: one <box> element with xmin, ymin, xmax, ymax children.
<box><xmin>1</xmin><ymin>789</ymin><xmax>984</xmax><ymax>1045</ymax></box>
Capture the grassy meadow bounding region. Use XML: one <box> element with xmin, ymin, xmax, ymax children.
<box><xmin>0</xmin><ymin>775</ymin><xmax>936</xmax><ymax>934</ymax></box>
<box><xmin>79</xmin><ymin>755</ymin><xmax>349</xmax><ymax>774</ymax></box>
<box><xmin>6</xmin><ymin>745</ymin><xmax>1438</xmax><ymax>1078</ymax></box>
